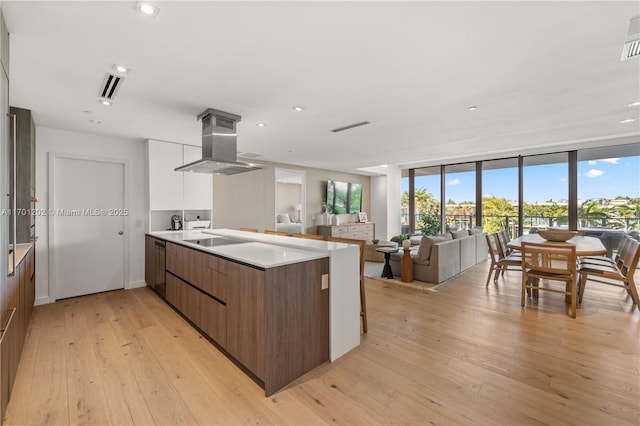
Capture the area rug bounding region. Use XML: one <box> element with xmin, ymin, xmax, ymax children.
<box><xmin>365</xmin><ymin>274</ymin><xmax>440</xmax><ymax>292</ymax></box>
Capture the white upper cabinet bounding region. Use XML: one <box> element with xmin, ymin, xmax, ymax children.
<box><xmin>147</xmin><ymin>140</ymin><xmax>183</xmax><ymax>210</ymax></box>
<box><xmin>182</xmin><ymin>145</ymin><xmax>212</xmax><ymax>210</ymax></box>
<box><xmin>146</xmin><ymin>140</ymin><xmax>213</xmax><ymax>212</ymax></box>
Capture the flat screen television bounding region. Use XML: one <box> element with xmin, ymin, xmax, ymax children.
<box><xmin>326</xmin><ymin>180</ymin><xmax>362</xmax><ymax>214</ymax></box>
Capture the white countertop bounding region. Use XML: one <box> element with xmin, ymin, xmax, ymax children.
<box><xmin>148</xmin><ymin>229</ymin><xmax>330</xmax><ymax>269</ymax></box>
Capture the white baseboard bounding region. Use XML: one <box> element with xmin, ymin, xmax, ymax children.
<box><xmin>34</xmin><ymin>296</ymin><xmax>51</xmax><ymax>306</ymax></box>
<box><xmin>127</xmin><ymin>280</ymin><xmax>147</xmax><ymax>289</ymax></box>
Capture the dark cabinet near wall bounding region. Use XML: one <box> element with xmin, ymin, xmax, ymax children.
<box><xmin>9</xmin><ymin>106</ymin><xmax>36</xmax><ymax>244</ymax></box>
<box><xmin>145</xmin><ymin>235</ymin><xmax>166</xmax><ymax>298</ymax></box>
<box><xmin>1</xmin><ymin>246</ymin><xmax>35</xmax><ymax>420</ymax></box>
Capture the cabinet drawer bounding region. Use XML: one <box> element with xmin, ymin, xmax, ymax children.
<box><xmin>189</xmin><ymin>250</ymin><xmax>228</xmax><ymax>302</ymax></box>
<box><xmin>347</xmin><ymin>224</ymin><xmax>372</xmax><ymax>232</ymax></box>
<box><xmin>166</xmin><ymin>242</ymin><xmax>189</xmax><ymax>281</ymax></box>
<box><xmin>166</xmin><ymin>273</ymin><xmax>226</xmax><ymax>347</ymax></box>
<box><xmin>331</xmin><ymin>226</ymin><xmax>348</xmax><ymax>235</ymax></box>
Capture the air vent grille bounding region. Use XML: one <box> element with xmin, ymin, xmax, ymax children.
<box><xmin>98</xmin><ymin>73</ymin><xmax>123</xmax><ymax>100</ymax></box>
<box><xmin>621</xmin><ymin>39</ymin><xmax>640</xmax><ymax>61</ymax></box>
<box><xmin>331</xmin><ymin>121</ymin><xmax>370</xmax><ymax>133</ymax></box>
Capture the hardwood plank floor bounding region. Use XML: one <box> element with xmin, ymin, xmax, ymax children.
<box><xmin>5</xmin><ymin>262</ymin><xmax>639</xmax><ymax>425</ymax></box>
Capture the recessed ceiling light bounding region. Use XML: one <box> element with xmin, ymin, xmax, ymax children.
<box><xmin>113</xmin><ymin>64</ymin><xmax>130</xmax><ymax>74</ymax></box>
<box><xmin>256</xmin><ymin>122</ymin><xmax>266</xmax><ymax>127</ymax></box>
<box><xmin>99</xmin><ymin>99</ymin><xmax>112</xmax><ymax>106</ymax></box>
<box><xmin>628</xmin><ymin>101</ymin><xmax>640</xmax><ymax>107</ymax></box>
<box><xmin>89</xmin><ymin>120</ymin><xmax>101</xmax><ymax>124</ymax></box>
<box><xmin>292</xmin><ymin>106</ymin><xmax>306</xmax><ymax>112</ymax></box>
<box><xmin>133</xmin><ymin>1</ymin><xmax>159</xmax><ymax>18</ymax></box>
<box><xmin>468</xmin><ymin>106</ymin><xmax>478</xmax><ymax>111</ymax></box>
<box><xmin>620</xmin><ymin>118</ymin><xmax>635</xmax><ymax>123</ymax></box>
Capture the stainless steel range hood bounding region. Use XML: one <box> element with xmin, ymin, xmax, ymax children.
<box><xmin>175</xmin><ymin>108</ymin><xmax>264</xmax><ymax>175</ymax></box>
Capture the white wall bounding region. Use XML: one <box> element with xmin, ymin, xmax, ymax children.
<box><xmin>35</xmin><ymin>127</ymin><xmax>146</xmax><ymax>305</ymax></box>
<box><xmin>370</xmin><ymin>166</ymin><xmax>402</xmax><ymax>241</ymax></box>
<box><xmin>212</xmin><ymin>159</ymin><xmax>371</xmax><ymax>234</ymax></box>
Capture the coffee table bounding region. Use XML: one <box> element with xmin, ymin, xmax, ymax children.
<box><xmin>376</xmin><ymin>246</ymin><xmax>399</xmax><ymax>279</ymax></box>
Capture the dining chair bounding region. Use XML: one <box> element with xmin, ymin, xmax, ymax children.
<box><xmin>485</xmin><ymin>233</ymin><xmax>521</xmax><ymax>286</ymax></box>
<box><xmin>578</xmin><ymin>237</ymin><xmax>640</xmax><ymax>309</ymax></box>
<box><xmin>264</xmin><ymin>230</ymin><xmax>289</xmax><ymax>236</ymax></box>
<box><xmin>521</xmin><ymin>241</ymin><xmax>578</xmax><ymax>318</ymax></box>
<box><xmin>328</xmin><ymin>236</ymin><xmax>367</xmax><ymax>333</ymax></box>
<box><xmin>497</xmin><ymin>229</ymin><xmax>519</xmax><ymax>256</ymax></box>
<box><xmin>292</xmin><ymin>233</ymin><xmax>323</xmax><ymax>240</ymax></box>
<box><xmin>239</xmin><ymin>227</ymin><xmax>258</xmax><ymax>233</ymax></box>
<box><xmin>579</xmin><ymin>236</ymin><xmax>631</xmax><ymax>269</ymax></box>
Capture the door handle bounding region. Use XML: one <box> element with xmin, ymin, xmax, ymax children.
<box><xmin>118</xmin><ymin>231</ymin><xmax>124</xmax><ymax>235</ymax></box>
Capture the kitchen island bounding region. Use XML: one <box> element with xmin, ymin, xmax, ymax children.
<box><xmin>145</xmin><ymin>229</ymin><xmax>360</xmax><ymax>396</ymax></box>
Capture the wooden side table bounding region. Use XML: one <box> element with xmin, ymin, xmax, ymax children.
<box><xmin>401</xmin><ymin>248</ymin><xmax>413</xmax><ymax>283</ymax></box>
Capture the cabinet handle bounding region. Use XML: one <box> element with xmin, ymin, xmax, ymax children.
<box><xmin>7</xmin><ymin>113</ymin><xmax>16</xmax><ymax>277</ymax></box>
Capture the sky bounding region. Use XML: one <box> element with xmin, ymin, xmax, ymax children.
<box><xmin>403</xmin><ymin>155</ymin><xmax>640</xmax><ymax>203</ymax></box>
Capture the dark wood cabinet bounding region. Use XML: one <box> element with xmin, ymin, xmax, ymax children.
<box><xmin>1</xmin><ymin>245</ymin><xmax>35</xmax><ymax>419</ymax></box>
<box><xmin>166</xmin><ymin>273</ymin><xmax>226</xmax><ymax>346</ymax></box>
<box><xmin>145</xmin><ymin>235</ymin><xmax>166</xmax><ymax>298</ymax></box>
<box><xmin>154</xmin><ymin>238</ymin><xmax>330</xmax><ymax>396</ymax></box>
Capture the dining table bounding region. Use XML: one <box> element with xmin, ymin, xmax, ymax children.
<box><xmin>508</xmin><ymin>234</ymin><xmax>607</xmax><ymax>256</ymax></box>
<box><xmin>508</xmin><ymin>234</ymin><xmax>607</xmax><ymax>303</ymax></box>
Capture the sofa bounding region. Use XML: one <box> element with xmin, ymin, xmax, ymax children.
<box><xmin>389</xmin><ymin>228</ymin><xmax>487</xmax><ymax>283</ymax></box>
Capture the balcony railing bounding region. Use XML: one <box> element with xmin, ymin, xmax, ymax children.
<box><xmin>401</xmin><ymin>213</ymin><xmax>639</xmax><ymax>238</ymax></box>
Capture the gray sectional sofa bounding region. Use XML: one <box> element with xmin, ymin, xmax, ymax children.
<box><xmin>389</xmin><ymin>228</ymin><xmax>487</xmax><ymax>283</ymax></box>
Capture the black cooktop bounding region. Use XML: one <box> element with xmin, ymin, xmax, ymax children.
<box><xmin>183</xmin><ymin>237</ymin><xmax>248</xmax><ymax>247</ymax></box>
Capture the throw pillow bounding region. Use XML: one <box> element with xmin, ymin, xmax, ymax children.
<box><xmin>417</xmin><ymin>236</ymin><xmax>446</xmax><ymax>261</ymax></box>
<box><xmin>451</xmin><ymin>230</ymin><xmax>469</xmax><ymax>239</ymax></box>
<box><xmin>438</xmin><ymin>232</ymin><xmax>453</xmax><ymax>240</ymax></box>
<box><xmin>468</xmin><ymin>227</ymin><xmax>483</xmax><ymax>235</ymax></box>
<box><xmin>409</xmin><ymin>235</ymin><xmax>422</xmax><ymax>246</ymax></box>
<box><xmin>277</xmin><ymin>213</ymin><xmax>290</xmax><ymax>223</ymax></box>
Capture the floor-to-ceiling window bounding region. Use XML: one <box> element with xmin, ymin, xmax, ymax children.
<box><xmin>401</xmin><ymin>167</ymin><xmax>441</xmax><ymax>235</ymax></box>
<box><xmin>401</xmin><ymin>143</ymin><xmax>638</xmax><ymax>238</ymax></box>
<box><xmin>522</xmin><ymin>153</ymin><xmax>568</xmax><ymax>233</ymax></box>
<box><xmin>577</xmin><ymin>145</ymin><xmax>640</xmax><ymax>230</ymax></box>
<box><xmin>444</xmin><ymin>163</ymin><xmax>476</xmax><ymax>230</ymax></box>
<box><xmin>482</xmin><ymin>158</ymin><xmax>518</xmax><ymax>238</ymax></box>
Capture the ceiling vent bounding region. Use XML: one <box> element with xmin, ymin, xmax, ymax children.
<box><xmin>98</xmin><ymin>72</ymin><xmax>123</xmax><ymax>101</ymax></box>
<box><xmin>621</xmin><ymin>39</ymin><xmax>640</xmax><ymax>61</ymax></box>
<box><xmin>331</xmin><ymin>121</ymin><xmax>370</xmax><ymax>133</ymax></box>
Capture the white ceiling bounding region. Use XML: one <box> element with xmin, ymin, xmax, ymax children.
<box><xmin>3</xmin><ymin>1</ymin><xmax>640</xmax><ymax>174</ymax></box>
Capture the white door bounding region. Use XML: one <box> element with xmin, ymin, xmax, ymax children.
<box><xmin>51</xmin><ymin>156</ymin><xmax>125</xmax><ymax>300</ymax></box>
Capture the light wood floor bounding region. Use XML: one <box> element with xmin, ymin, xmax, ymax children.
<box><xmin>5</xmin><ymin>262</ymin><xmax>640</xmax><ymax>425</ymax></box>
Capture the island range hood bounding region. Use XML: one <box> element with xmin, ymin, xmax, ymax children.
<box><xmin>175</xmin><ymin>108</ymin><xmax>264</xmax><ymax>175</ymax></box>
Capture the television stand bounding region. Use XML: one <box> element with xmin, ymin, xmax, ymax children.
<box><xmin>318</xmin><ymin>223</ymin><xmax>374</xmax><ymax>241</ymax></box>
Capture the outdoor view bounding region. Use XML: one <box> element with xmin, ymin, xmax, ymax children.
<box><xmin>401</xmin><ymin>147</ymin><xmax>640</xmax><ymax>237</ymax></box>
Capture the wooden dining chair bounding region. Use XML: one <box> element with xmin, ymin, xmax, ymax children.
<box><xmin>497</xmin><ymin>229</ymin><xmax>519</xmax><ymax>256</ymax></box>
<box><xmin>485</xmin><ymin>233</ymin><xmax>521</xmax><ymax>286</ymax></box>
<box><xmin>521</xmin><ymin>241</ymin><xmax>578</xmax><ymax>318</ymax></box>
<box><xmin>264</xmin><ymin>230</ymin><xmax>289</xmax><ymax>236</ymax></box>
<box><xmin>328</xmin><ymin>236</ymin><xmax>367</xmax><ymax>333</ymax></box>
<box><xmin>579</xmin><ymin>236</ymin><xmax>631</xmax><ymax>269</ymax></box>
<box><xmin>578</xmin><ymin>237</ymin><xmax>640</xmax><ymax>309</ymax></box>
<box><xmin>292</xmin><ymin>233</ymin><xmax>323</xmax><ymax>240</ymax></box>
<box><xmin>239</xmin><ymin>227</ymin><xmax>258</xmax><ymax>233</ymax></box>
